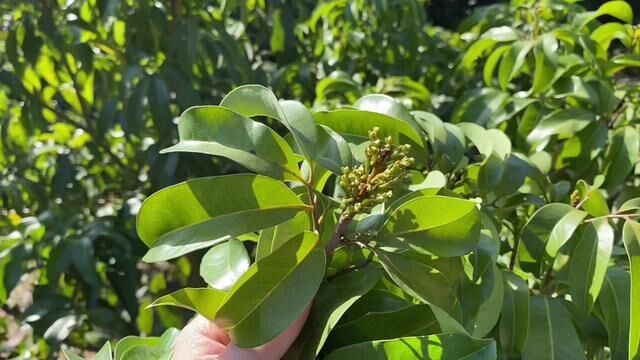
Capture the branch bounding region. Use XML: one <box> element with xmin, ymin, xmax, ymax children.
<box><xmin>325</xmin><ymin>215</ymin><xmax>353</xmax><ymax>256</ymax></box>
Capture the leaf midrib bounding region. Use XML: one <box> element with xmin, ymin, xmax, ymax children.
<box><xmin>163</xmin><ymin>140</ymin><xmax>299</xmax><ymax>178</ymax></box>
<box><xmin>544</xmin><ymin>298</ymin><xmax>555</xmax><ymax>360</ymax></box>
<box><xmin>155</xmin><ymin>205</ymin><xmax>309</xmax><ymax>243</ymax></box>
<box><xmin>605</xmin><ymin>275</ymin><xmax>623</xmax><ymax>351</ymax></box>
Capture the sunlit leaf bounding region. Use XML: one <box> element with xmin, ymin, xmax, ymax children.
<box><xmin>215</xmin><ymin>232</ymin><xmax>326</xmax><ymax>348</ymax></box>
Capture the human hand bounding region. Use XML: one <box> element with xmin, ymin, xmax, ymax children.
<box><xmin>171</xmin><ymin>305</ymin><xmax>310</xmax><ymax>360</ymax></box>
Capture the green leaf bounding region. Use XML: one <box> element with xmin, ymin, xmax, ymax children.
<box><xmin>451</xmin><ymin>88</ymin><xmax>509</xmax><ymax>126</ymax></box>
<box><xmin>63</xmin><ymin>352</ymin><xmax>86</xmax><ymax>360</ymax></box>
<box><xmin>324</xmin><ymin>334</ymin><xmax>496</xmax><ymax>360</ymax></box>
<box><xmin>315</xmin><ymin>124</ymin><xmax>354</xmax><ymax>174</ymax></box>
<box><xmin>220</xmin><ymin>85</ymin><xmax>318</xmax><ymax>160</ymax></box>
<box><xmin>483</xmin><ymin>45</ymin><xmax>509</xmax><ymax>86</ymax></box>
<box><xmin>459</xmin><ymin>123</ymin><xmax>511</xmax><ymax>193</ymax></box>
<box><xmin>575</xmin><ymin>179</ymin><xmax>609</xmax><ymax>217</ymax></box>
<box><xmin>569</xmin><ymin>220</ymin><xmax>613</xmax><ymax>314</ymax></box>
<box><xmin>622</xmin><ymin>220</ymin><xmax>640</xmax><ymax>359</ymax></box>
<box><xmin>462</xmin><ymin>26</ymin><xmax>519</xmax><ymax>69</ymax></box>
<box><xmin>314</xmin><ymin>109</ymin><xmax>426</xmax><ymax>163</ymax></box>
<box><xmin>354</xmin><ymin>94</ymin><xmax>418</xmax><ymax>126</ymax></box>
<box><xmin>160</xmin><ymin>106</ymin><xmax>301</xmax><ymax>181</ymax></box>
<box><xmin>148</xmin><ymin>287</ymin><xmax>227</xmax><ymax>320</ymax></box>
<box><xmin>527</xmin><ymin>109</ymin><xmax>596</xmax><ymax>145</ymax></box>
<box><xmin>115</xmin><ymin>336</ymin><xmax>162</xmax><ymax>360</ymax></box>
<box><xmin>532</xmin><ymin>35</ymin><xmax>558</xmax><ymax>94</ymax></box>
<box><xmin>607</xmin><ymin>54</ymin><xmax>640</xmax><ymax>76</ymax></box>
<box><xmin>459</xmin><ymin>122</ymin><xmax>511</xmax><ymax>160</ymax></box>
<box><xmin>378</xmin><ymin>195</ymin><xmax>480</xmax><ymax>257</ymax></box>
<box><xmin>95</xmin><ymin>342</ymin><xmax>113</xmax><ymax>360</ymax></box>
<box><xmin>464</xmin><ymin>264</ymin><xmax>504</xmax><ymax>337</ymax></box>
<box><xmin>414</xmin><ymin>111</ymin><xmax>466</xmax><ymax>172</ymax></box>
<box><xmin>620</xmin><ymin>198</ymin><xmax>640</xmax><ymax>213</ymax></box>
<box><xmin>120</xmin><ymin>347</ymin><xmax>163</xmax><ymax>360</ymax></box>
<box><xmin>0</xmin><ymin>244</ymin><xmax>29</xmax><ymax>303</ymax></box>
<box><xmin>200</xmin><ymin>238</ymin><xmax>250</xmax><ymax>291</ymax></box>
<box><xmin>602</xmin><ymin>126</ymin><xmax>639</xmax><ymax>190</ymax></box>
<box><xmin>573</xmin><ymin>0</ymin><xmax>633</xmax><ymax>29</ymax></box>
<box><xmin>375</xmin><ymin>251</ymin><xmax>462</xmax><ymax>326</ymax></box>
<box><xmin>137</xmin><ymin>174</ymin><xmax>307</xmax><ymax>261</ymax></box>
<box><xmin>522</xmin><ymin>296</ymin><xmax>585</xmax><ymax>360</ymax></box>
<box><xmin>594</xmin><ymin>1</ymin><xmax>633</xmax><ymax>24</ymax></box>
<box><xmin>339</xmin><ymin>289</ymin><xmax>412</xmax><ymax>324</ymax></box>
<box><xmin>498</xmin><ymin>41</ymin><xmax>534</xmax><ymax>90</ymax></box>
<box><xmin>499</xmin><ymin>271</ymin><xmax>529</xmax><ymax>358</ymax></box>
<box><xmin>148</xmin><ymin>76</ymin><xmax>173</xmax><ymax>139</ymax></box>
<box><xmin>496</xmin><ymin>153</ymin><xmax>539</xmax><ymax>197</ymax></box>
<box><xmin>591</xmin><ymin>23</ymin><xmax>631</xmax><ymax>56</ymax></box>
<box><xmin>215</xmin><ymin>231</ymin><xmax>326</xmax><ymax>348</ymax></box>
<box><xmin>555</xmin><ymin>121</ymin><xmax>608</xmax><ymax>174</ymax></box>
<box><xmin>123</xmin><ymin>77</ymin><xmax>149</xmax><ymax>136</ymax></box>
<box><xmin>518</xmin><ymin>203</ymin><xmax>587</xmax><ymax>275</ymax></box>
<box><xmin>409</xmin><ymin>170</ymin><xmax>447</xmax><ymax>191</ymax></box>
<box><xmin>256</xmin><ymin>210</ymin><xmax>311</xmax><ymax>261</ymax></box>
<box><xmin>598</xmin><ymin>268</ymin><xmax>631</xmax><ymax>360</ymax></box>
<box><xmin>284</xmin><ymin>268</ymin><xmax>381</xmax><ymax>360</ymax></box>
<box><xmin>328</xmin><ymin>303</ymin><xmax>439</xmax><ymax>349</ymax></box>
<box><xmin>315</xmin><ymin>71</ymin><xmax>362</xmax><ymax>101</ymax></box>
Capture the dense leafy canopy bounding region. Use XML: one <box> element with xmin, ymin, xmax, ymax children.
<box><xmin>1</xmin><ymin>0</ymin><xmax>640</xmax><ymax>359</ymax></box>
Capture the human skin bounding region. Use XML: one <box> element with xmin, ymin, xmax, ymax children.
<box><xmin>172</xmin><ymin>305</ymin><xmax>311</xmax><ymax>360</ymax></box>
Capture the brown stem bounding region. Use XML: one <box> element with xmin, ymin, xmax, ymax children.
<box><xmin>325</xmin><ymin>215</ymin><xmax>353</xmax><ymax>256</ymax></box>
<box><xmin>540</xmin><ymin>267</ymin><xmax>555</xmax><ymax>295</ymax></box>
<box><xmin>172</xmin><ymin>0</ymin><xmax>181</xmax><ymax>18</ymax></box>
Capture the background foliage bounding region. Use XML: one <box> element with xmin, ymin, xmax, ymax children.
<box><xmin>1</xmin><ymin>0</ymin><xmax>639</xmax><ymax>359</ymax></box>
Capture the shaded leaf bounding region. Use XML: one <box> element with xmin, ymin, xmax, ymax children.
<box><xmin>569</xmin><ymin>220</ymin><xmax>613</xmax><ymax>314</ymax></box>
<box><xmin>328</xmin><ymin>304</ymin><xmax>439</xmax><ymax>349</ymax></box>
<box><xmin>375</xmin><ymin>250</ymin><xmax>462</xmax><ymax>329</ymax></box>
<box><xmin>602</xmin><ymin>126</ymin><xmax>639</xmax><ymax>190</ymax></box>
<box><xmin>499</xmin><ymin>271</ymin><xmax>529</xmax><ymax>358</ymax></box>
<box><xmin>522</xmin><ymin>296</ymin><xmax>585</xmax><ymax>360</ymax></box>
<box><xmin>324</xmin><ymin>334</ymin><xmax>496</xmax><ymax>360</ymax></box>
<box><xmin>285</xmin><ymin>268</ymin><xmax>381</xmax><ymax>360</ymax></box>
<box><xmin>598</xmin><ymin>268</ymin><xmax>631</xmax><ymax>360</ymax></box>
<box><xmin>518</xmin><ymin>203</ymin><xmax>587</xmax><ymax>275</ymax></box>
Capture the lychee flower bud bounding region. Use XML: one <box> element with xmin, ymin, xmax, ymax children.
<box><xmin>339</xmin><ymin>127</ymin><xmax>414</xmax><ymax>218</ymax></box>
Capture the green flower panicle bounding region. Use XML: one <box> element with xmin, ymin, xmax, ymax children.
<box><xmin>339</xmin><ymin>127</ymin><xmax>414</xmax><ymax>218</ymax></box>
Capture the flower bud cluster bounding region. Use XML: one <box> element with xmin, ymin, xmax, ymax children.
<box><xmin>339</xmin><ymin>127</ymin><xmax>414</xmax><ymax>218</ymax></box>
